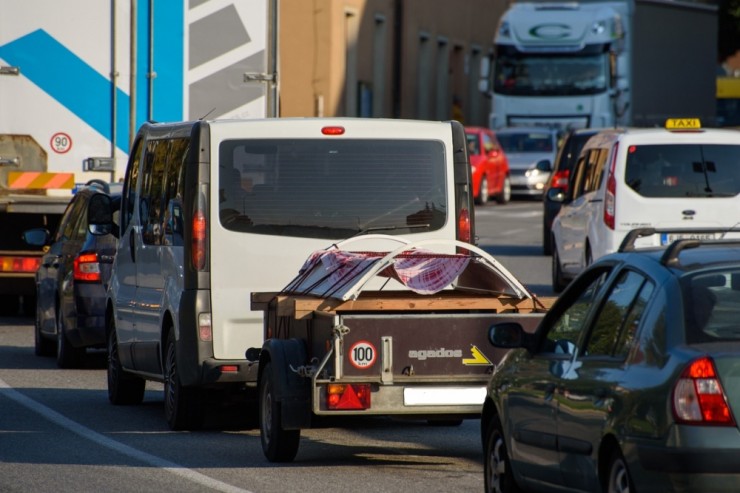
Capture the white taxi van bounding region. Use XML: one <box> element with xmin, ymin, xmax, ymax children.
<box><xmin>100</xmin><ymin>118</ymin><xmax>475</xmax><ymax>429</ymax></box>
<box><xmin>550</xmin><ymin>118</ymin><xmax>740</xmax><ymax>291</ymax></box>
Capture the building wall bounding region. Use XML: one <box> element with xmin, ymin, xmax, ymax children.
<box><xmin>279</xmin><ymin>0</ymin><xmax>509</xmax><ymax>126</ymax></box>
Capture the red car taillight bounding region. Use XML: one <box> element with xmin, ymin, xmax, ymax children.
<box><xmin>603</xmin><ymin>142</ymin><xmax>619</xmax><ymax>230</ymax></box>
<box><xmin>73</xmin><ymin>253</ymin><xmax>101</xmax><ymax>282</ymax></box>
<box><xmin>673</xmin><ymin>357</ymin><xmax>735</xmax><ymax>426</ymax></box>
<box><xmin>549</xmin><ymin>169</ymin><xmax>570</xmax><ymax>190</ymax></box>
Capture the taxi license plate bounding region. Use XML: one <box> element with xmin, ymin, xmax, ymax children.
<box><xmin>660</xmin><ymin>232</ymin><xmax>717</xmax><ymax>245</ymax></box>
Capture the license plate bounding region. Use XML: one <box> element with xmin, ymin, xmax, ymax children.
<box><xmin>660</xmin><ymin>232</ymin><xmax>717</xmax><ymax>245</ymax></box>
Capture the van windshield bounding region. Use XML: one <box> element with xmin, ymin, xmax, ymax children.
<box><xmin>625</xmin><ymin>144</ymin><xmax>740</xmax><ymax>198</ymax></box>
<box><xmin>218</xmin><ymin>139</ymin><xmax>447</xmax><ymax>239</ymax></box>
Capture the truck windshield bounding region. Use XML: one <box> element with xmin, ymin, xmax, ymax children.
<box><xmin>218</xmin><ymin>139</ymin><xmax>447</xmax><ymax>239</ymax></box>
<box><xmin>493</xmin><ymin>52</ymin><xmax>609</xmax><ymax>96</ymax></box>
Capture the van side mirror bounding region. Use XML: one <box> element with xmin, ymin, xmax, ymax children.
<box><xmin>88</xmin><ymin>193</ymin><xmax>114</xmax><ymax>237</ymax></box>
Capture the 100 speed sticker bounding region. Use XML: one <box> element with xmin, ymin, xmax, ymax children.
<box><xmin>348</xmin><ymin>340</ymin><xmax>377</xmax><ymax>369</ymax></box>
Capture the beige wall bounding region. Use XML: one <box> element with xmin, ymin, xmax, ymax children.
<box><xmin>279</xmin><ymin>0</ymin><xmax>509</xmax><ymax>126</ymax></box>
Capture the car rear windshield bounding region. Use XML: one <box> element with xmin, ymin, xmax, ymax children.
<box><xmin>625</xmin><ymin>144</ymin><xmax>740</xmax><ymax>198</ymax></box>
<box><xmin>218</xmin><ymin>139</ymin><xmax>447</xmax><ymax>238</ymax></box>
<box><xmin>683</xmin><ymin>270</ymin><xmax>740</xmax><ymax>342</ymax></box>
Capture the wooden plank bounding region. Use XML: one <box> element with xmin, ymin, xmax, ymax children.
<box><xmin>252</xmin><ymin>291</ymin><xmax>556</xmax><ymax>320</ymax></box>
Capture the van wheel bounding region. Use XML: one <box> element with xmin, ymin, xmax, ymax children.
<box><xmin>552</xmin><ymin>243</ymin><xmax>569</xmax><ymax>293</ymax></box>
<box><xmin>495</xmin><ymin>177</ymin><xmax>511</xmax><ymax>205</ymax></box>
<box><xmin>259</xmin><ymin>361</ymin><xmax>300</xmax><ymax>462</ymax></box>
<box><xmin>477</xmin><ymin>176</ymin><xmax>490</xmax><ymax>205</ymax></box>
<box><xmin>484</xmin><ymin>415</ymin><xmax>522</xmax><ymax>493</ymax></box>
<box><xmin>107</xmin><ymin>319</ymin><xmax>145</xmax><ymax>405</ymax></box>
<box><xmin>57</xmin><ymin>306</ymin><xmax>84</xmax><ymax>368</ymax></box>
<box><xmin>164</xmin><ymin>329</ymin><xmax>205</xmax><ymax>430</ymax></box>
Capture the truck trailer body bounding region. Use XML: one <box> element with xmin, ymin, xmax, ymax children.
<box><xmin>488</xmin><ymin>0</ymin><xmax>717</xmax><ymax>130</ymax></box>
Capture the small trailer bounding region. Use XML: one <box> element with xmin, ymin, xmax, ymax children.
<box><xmin>248</xmin><ymin>237</ymin><xmax>555</xmax><ymax>462</ymax></box>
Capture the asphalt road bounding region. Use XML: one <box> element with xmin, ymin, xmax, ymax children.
<box><xmin>0</xmin><ymin>199</ymin><xmax>550</xmax><ymax>493</ymax></box>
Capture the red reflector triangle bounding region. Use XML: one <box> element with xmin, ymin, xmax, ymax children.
<box><xmin>337</xmin><ymin>386</ymin><xmax>364</xmax><ymax>409</ymax></box>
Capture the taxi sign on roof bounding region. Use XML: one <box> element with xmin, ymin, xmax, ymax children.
<box><xmin>665</xmin><ymin>118</ymin><xmax>701</xmax><ymax>130</ymax></box>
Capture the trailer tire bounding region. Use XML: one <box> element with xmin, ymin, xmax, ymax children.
<box><xmin>259</xmin><ymin>361</ymin><xmax>300</xmax><ymax>462</ymax></box>
<box><xmin>107</xmin><ymin>319</ymin><xmax>145</xmax><ymax>405</ymax></box>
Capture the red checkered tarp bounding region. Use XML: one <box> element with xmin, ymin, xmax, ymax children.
<box><xmin>296</xmin><ymin>249</ymin><xmax>470</xmax><ymax>295</ymax></box>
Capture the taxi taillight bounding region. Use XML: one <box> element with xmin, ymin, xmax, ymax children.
<box><xmin>73</xmin><ymin>253</ymin><xmax>101</xmax><ymax>282</ymax></box>
<box><xmin>603</xmin><ymin>142</ymin><xmax>619</xmax><ymax>230</ymax></box>
<box><xmin>673</xmin><ymin>357</ymin><xmax>735</xmax><ymax>426</ymax></box>
<box><xmin>326</xmin><ymin>383</ymin><xmax>371</xmax><ymax>410</ymax></box>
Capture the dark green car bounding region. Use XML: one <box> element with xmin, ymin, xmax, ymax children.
<box><xmin>481</xmin><ymin>231</ymin><xmax>740</xmax><ymax>493</ymax></box>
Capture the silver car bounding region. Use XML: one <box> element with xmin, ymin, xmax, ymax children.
<box><xmin>496</xmin><ymin>127</ymin><xmax>561</xmax><ymax>198</ymax></box>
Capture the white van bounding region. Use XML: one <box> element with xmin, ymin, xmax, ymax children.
<box><xmin>550</xmin><ymin>119</ymin><xmax>740</xmax><ymax>291</ymax></box>
<box><xmin>101</xmin><ymin>118</ymin><xmax>475</xmax><ymax>429</ymax></box>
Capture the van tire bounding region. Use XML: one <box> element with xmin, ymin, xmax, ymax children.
<box><xmin>57</xmin><ymin>307</ymin><xmax>84</xmax><ymax>369</ymax></box>
<box><xmin>107</xmin><ymin>320</ymin><xmax>146</xmax><ymax>405</ymax></box>
<box><xmin>259</xmin><ymin>361</ymin><xmax>301</xmax><ymax>462</ymax></box>
<box><xmin>164</xmin><ymin>329</ymin><xmax>205</xmax><ymax>430</ymax></box>
<box><xmin>495</xmin><ymin>177</ymin><xmax>511</xmax><ymax>205</ymax></box>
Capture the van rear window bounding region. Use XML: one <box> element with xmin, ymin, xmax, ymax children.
<box><xmin>625</xmin><ymin>144</ymin><xmax>740</xmax><ymax>198</ymax></box>
<box><xmin>218</xmin><ymin>139</ymin><xmax>447</xmax><ymax>238</ymax></box>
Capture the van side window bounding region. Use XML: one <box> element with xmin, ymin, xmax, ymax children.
<box><xmin>141</xmin><ymin>140</ymin><xmax>169</xmax><ymax>245</ymax></box>
<box><xmin>570</xmin><ymin>154</ymin><xmax>589</xmax><ymax>200</ymax></box>
<box><xmin>122</xmin><ymin>138</ymin><xmax>143</xmax><ymax>233</ymax></box>
<box><xmin>162</xmin><ymin>138</ymin><xmax>189</xmax><ymax>246</ymax></box>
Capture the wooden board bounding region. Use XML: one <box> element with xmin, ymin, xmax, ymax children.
<box><xmin>252</xmin><ymin>291</ymin><xmax>556</xmax><ymax>320</ymax></box>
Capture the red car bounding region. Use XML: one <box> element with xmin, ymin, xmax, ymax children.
<box><xmin>465</xmin><ymin>127</ymin><xmax>511</xmax><ymax>205</ymax></box>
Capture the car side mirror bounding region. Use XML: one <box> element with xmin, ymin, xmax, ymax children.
<box><xmin>536</xmin><ymin>159</ymin><xmax>552</xmax><ymax>172</ymax></box>
<box><xmin>88</xmin><ymin>193</ymin><xmax>114</xmax><ymax>237</ymax></box>
<box><xmin>23</xmin><ymin>228</ymin><xmax>50</xmax><ymax>247</ymax></box>
<box><xmin>547</xmin><ymin>187</ymin><xmax>566</xmax><ymax>203</ymax></box>
<box><xmin>489</xmin><ymin>322</ymin><xmax>527</xmax><ymax>348</ymax></box>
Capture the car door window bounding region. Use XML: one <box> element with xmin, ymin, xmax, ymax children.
<box><xmin>60</xmin><ymin>197</ymin><xmax>86</xmax><ymax>242</ymax></box>
<box><xmin>543</xmin><ymin>267</ymin><xmax>611</xmax><ymax>355</ymax></box>
<box><xmin>585</xmin><ymin>270</ymin><xmax>655</xmax><ymax>358</ymax></box>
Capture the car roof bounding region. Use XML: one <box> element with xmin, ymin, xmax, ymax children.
<box><xmin>612</xmin><ymin>240</ymin><xmax>740</xmax><ymax>278</ymax></box>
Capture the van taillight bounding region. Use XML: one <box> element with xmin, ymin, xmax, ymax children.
<box><xmin>673</xmin><ymin>357</ymin><xmax>735</xmax><ymax>426</ymax></box>
<box><xmin>73</xmin><ymin>253</ymin><xmax>101</xmax><ymax>282</ymax></box>
<box><xmin>192</xmin><ymin>209</ymin><xmax>207</xmax><ymax>271</ymax></box>
<box><xmin>458</xmin><ymin>207</ymin><xmax>471</xmax><ymax>244</ymax></box>
<box><xmin>603</xmin><ymin>142</ymin><xmax>619</xmax><ymax>230</ymax></box>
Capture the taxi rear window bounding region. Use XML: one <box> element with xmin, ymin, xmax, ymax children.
<box><xmin>217</xmin><ymin>139</ymin><xmax>447</xmax><ymax>238</ymax></box>
<box><xmin>625</xmin><ymin>144</ymin><xmax>740</xmax><ymax>198</ymax></box>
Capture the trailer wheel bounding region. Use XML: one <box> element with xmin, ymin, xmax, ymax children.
<box><xmin>259</xmin><ymin>361</ymin><xmax>300</xmax><ymax>462</ymax></box>
<box><xmin>107</xmin><ymin>319</ymin><xmax>145</xmax><ymax>405</ymax></box>
<box><xmin>164</xmin><ymin>329</ymin><xmax>205</xmax><ymax>430</ymax></box>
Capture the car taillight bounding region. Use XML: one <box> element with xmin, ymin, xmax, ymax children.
<box><xmin>603</xmin><ymin>142</ymin><xmax>619</xmax><ymax>230</ymax></box>
<box><xmin>326</xmin><ymin>383</ymin><xmax>371</xmax><ymax>410</ymax></box>
<box><xmin>673</xmin><ymin>357</ymin><xmax>735</xmax><ymax>426</ymax></box>
<box><xmin>73</xmin><ymin>253</ymin><xmax>101</xmax><ymax>282</ymax></box>
<box><xmin>549</xmin><ymin>169</ymin><xmax>570</xmax><ymax>189</ymax></box>
<box><xmin>457</xmin><ymin>207</ymin><xmax>471</xmax><ymax>244</ymax></box>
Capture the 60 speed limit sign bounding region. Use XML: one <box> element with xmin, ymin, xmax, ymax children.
<box><xmin>50</xmin><ymin>132</ymin><xmax>72</xmax><ymax>154</ymax></box>
<box><xmin>348</xmin><ymin>340</ymin><xmax>377</xmax><ymax>370</ymax></box>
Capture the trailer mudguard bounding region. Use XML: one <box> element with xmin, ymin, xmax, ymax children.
<box><xmin>260</xmin><ymin>338</ymin><xmax>311</xmax><ymax>429</ymax></box>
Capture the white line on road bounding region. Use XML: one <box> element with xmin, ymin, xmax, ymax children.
<box><xmin>0</xmin><ymin>377</ymin><xmax>253</xmax><ymax>493</ymax></box>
